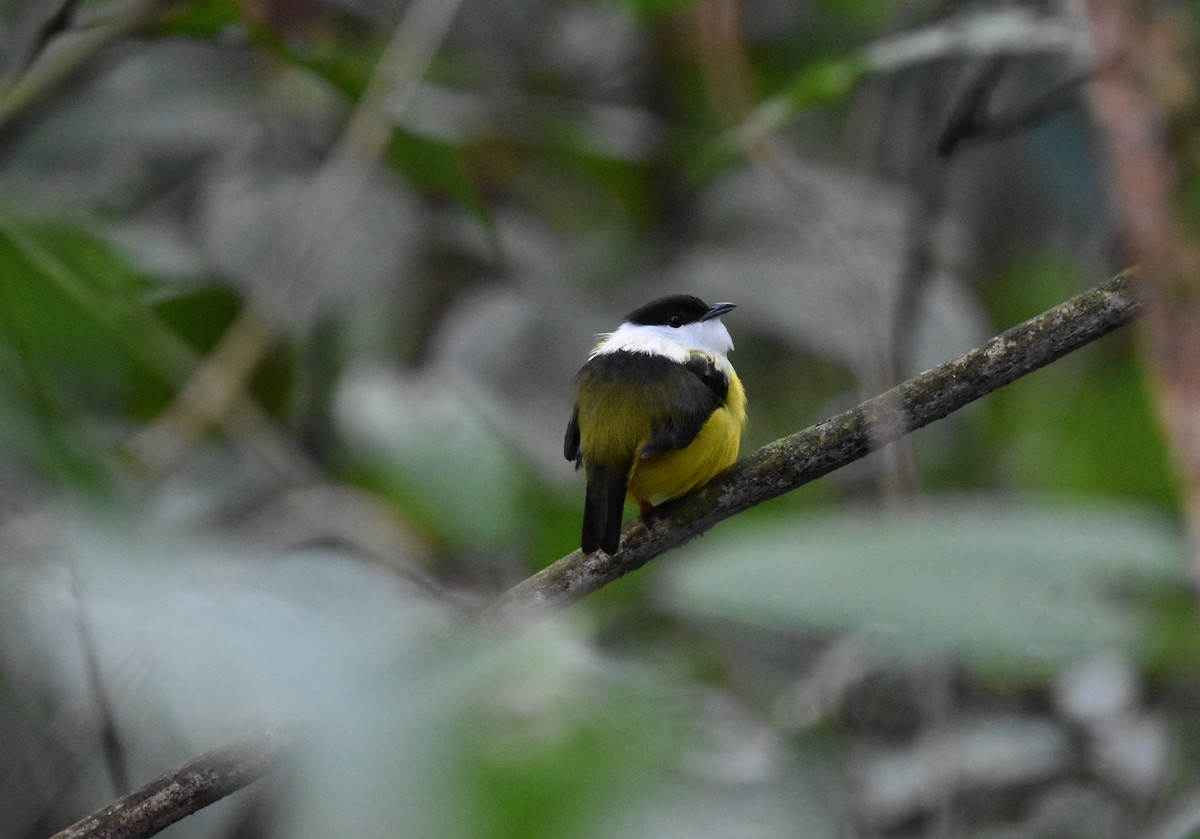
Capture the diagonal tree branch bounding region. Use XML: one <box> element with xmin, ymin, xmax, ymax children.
<box><xmin>48</xmin><ymin>728</ymin><xmax>290</xmax><ymax>839</ymax></box>
<box><xmin>486</xmin><ymin>271</ymin><xmax>1142</xmax><ymax>621</ymax></box>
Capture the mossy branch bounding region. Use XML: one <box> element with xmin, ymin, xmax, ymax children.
<box><xmin>486</xmin><ymin>271</ymin><xmax>1142</xmax><ymax>620</ymax></box>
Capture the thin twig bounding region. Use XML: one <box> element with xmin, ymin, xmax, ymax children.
<box><xmin>936</xmin><ymin>61</ymin><xmax>1093</xmax><ymax>157</ymax></box>
<box><xmin>933</xmin><ymin>55</ymin><xmax>1009</xmax><ymax>157</ymax></box>
<box><xmin>48</xmin><ymin>728</ymin><xmax>290</xmax><ymax>839</ymax></box>
<box><xmin>14</xmin><ymin>0</ymin><xmax>79</xmax><ymax>79</ymax></box>
<box><xmin>485</xmin><ymin>271</ymin><xmax>1142</xmax><ymax>621</ymax></box>
<box><xmin>68</xmin><ymin>572</ymin><xmax>130</xmax><ymax>795</ymax></box>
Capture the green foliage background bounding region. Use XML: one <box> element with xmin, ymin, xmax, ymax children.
<box><xmin>0</xmin><ymin>1</ymin><xmax>1193</xmax><ymax>837</ymax></box>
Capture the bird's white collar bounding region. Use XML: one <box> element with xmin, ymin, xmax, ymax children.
<box><xmin>590</xmin><ymin>319</ymin><xmax>734</xmax><ymax>364</ymax></box>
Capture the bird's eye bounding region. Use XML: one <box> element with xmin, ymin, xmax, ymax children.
<box><xmin>668</xmin><ymin>314</ymin><xmax>683</xmax><ymax>328</ymax></box>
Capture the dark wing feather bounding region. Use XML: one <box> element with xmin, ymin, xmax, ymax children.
<box><xmin>684</xmin><ymin>355</ymin><xmax>729</xmax><ymax>402</ymax></box>
<box><xmin>639</xmin><ymin>411</ymin><xmax>709</xmax><ymax>459</ymax></box>
<box><xmin>638</xmin><ymin>357</ymin><xmax>726</xmax><ymax>459</ymax></box>
<box><xmin>564</xmin><ymin>406</ymin><xmax>582</xmax><ymax>467</ymax></box>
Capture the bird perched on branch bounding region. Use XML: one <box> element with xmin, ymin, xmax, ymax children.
<box><xmin>564</xmin><ymin>295</ymin><xmax>747</xmax><ymax>555</ymax></box>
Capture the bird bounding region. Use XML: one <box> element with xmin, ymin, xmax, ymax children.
<box><xmin>564</xmin><ymin>294</ymin><xmax>747</xmax><ymax>555</ymax></box>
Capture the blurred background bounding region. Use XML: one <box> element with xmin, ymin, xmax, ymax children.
<box><xmin>0</xmin><ymin>0</ymin><xmax>1196</xmax><ymax>837</ymax></box>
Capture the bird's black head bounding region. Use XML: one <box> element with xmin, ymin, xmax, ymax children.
<box><xmin>623</xmin><ymin>295</ymin><xmax>735</xmax><ymax>329</ymax></box>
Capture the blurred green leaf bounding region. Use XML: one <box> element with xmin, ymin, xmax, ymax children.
<box><xmin>0</xmin><ymin>218</ymin><xmax>169</xmax><ymax>483</ymax></box>
<box><xmin>964</xmin><ymin>258</ymin><xmax>1177</xmax><ymax>507</ymax></box>
<box><xmin>0</xmin><ymin>220</ymin><xmax>147</xmax><ymax>386</ymax></box>
<box><xmin>0</xmin><ymin>217</ymin><xmax>297</xmax><ymax>484</ymax></box>
<box><xmin>388</xmin><ymin>130</ymin><xmax>493</xmax><ymax>232</ymax></box>
<box><xmin>337</xmin><ymin>371</ymin><xmax>534</xmax><ymax>551</ymax></box>
<box><xmin>693</xmin><ymin>54</ymin><xmax>868</xmax><ymax>179</ymax></box>
<box><xmin>457</xmin><ymin>643</ymin><xmax>681</xmax><ymax>839</ymax></box>
<box><xmin>617</xmin><ymin>0</ymin><xmax>700</xmax><ymax>19</ymax></box>
<box><xmin>811</xmin><ymin>0</ymin><xmax>895</xmax><ymax>29</ymax></box>
<box><xmin>0</xmin><ymin>217</ymin><xmax>294</xmax><ymax>410</ymax></box>
<box><xmin>1143</xmin><ymin>584</ymin><xmax>1200</xmax><ymax>679</ymax></box>
<box><xmin>663</xmin><ymin>500</ymin><xmax>1182</xmax><ymax>672</ymax></box>
<box><xmin>0</xmin><ymin>3</ymin><xmax>1192</xmax><ymax>835</ymax></box>
<box><xmin>135</xmin><ymin>285</ymin><xmax>293</xmax><ymax>418</ymax></box>
<box><xmin>773</xmin><ymin>54</ymin><xmax>869</xmax><ymax>114</ymax></box>
<box><xmin>148</xmin><ymin>0</ymin><xmax>243</xmax><ymax>38</ymax></box>
<box><xmin>0</xmin><ymin>216</ymin><xmax>195</xmax><ymax>389</ymax></box>
<box><xmin>262</xmin><ymin>29</ymin><xmax>381</xmax><ymax>101</ymax></box>
<box><xmin>263</xmin><ymin>609</ymin><xmax>696</xmax><ymax>838</ymax></box>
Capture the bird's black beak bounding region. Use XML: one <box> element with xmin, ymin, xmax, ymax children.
<box><xmin>703</xmin><ymin>302</ymin><xmax>736</xmax><ymax>320</ymax></box>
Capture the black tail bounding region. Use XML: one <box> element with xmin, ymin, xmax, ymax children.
<box><xmin>581</xmin><ymin>462</ymin><xmax>629</xmax><ymax>555</ymax></box>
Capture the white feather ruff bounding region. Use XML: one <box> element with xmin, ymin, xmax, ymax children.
<box><xmin>589</xmin><ymin>319</ymin><xmax>734</xmax><ymax>364</ymax></box>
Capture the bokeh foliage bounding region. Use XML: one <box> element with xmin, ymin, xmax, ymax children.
<box><xmin>0</xmin><ymin>1</ymin><xmax>1194</xmax><ymax>837</ymax></box>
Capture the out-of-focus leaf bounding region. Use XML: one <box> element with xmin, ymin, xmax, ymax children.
<box><xmin>811</xmin><ymin>0</ymin><xmax>894</xmax><ymax>29</ymax></box>
<box><xmin>0</xmin><ymin>222</ymin><xmax>143</xmax><ymax>399</ymax></box>
<box><xmin>258</xmin><ymin>28</ymin><xmax>380</xmax><ymax>100</ymax></box>
<box><xmin>966</xmin><ymin>257</ymin><xmax>1177</xmax><ymax>507</ymax></box>
<box><xmin>663</xmin><ymin>499</ymin><xmax>1182</xmax><ymax>672</ymax></box>
<box><xmin>388</xmin><ymin>130</ymin><xmax>493</xmax><ymax>231</ymax></box>
<box><xmin>694</xmin><ymin>54</ymin><xmax>868</xmax><ymax>179</ymax></box>
<box><xmin>0</xmin><ymin>513</ymin><xmax>706</xmax><ymax>838</ymax></box>
<box><xmin>0</xmin><ymin>218</ymin><xmax>182</xmax><ymax>482</ymax></box>
<box><xmin>288</xmin><ymin>619</ymin><xmax>689</xmax><ymax>838</ymax></box>
<box><xmin>148</xmin><ymin>0</ymin><xmax>242</xmax><ymax>38</ymax></box>
<box><xmin>335</xmin><ymin>366</ymin><xmax>534</xmax><ymax>551</ymax></box>
<box><xmin>763</xmin><ymin>54</ymin><xmax>868</xmax><ymax>123</ymax></box>
<box><xmin>0</xmin><ymin>217</ymin><xmax>197</xmax><ymax>388</ymax></box>
<box><xmin>453</xmin><ymin>641</ymin><xmax>684</xmax><ymax>839</ymax></box>
<box><xmin>618</xmin><ymin>0</ymin><xmax>699</xmax><ymax>18</ymax></box>
<box><xmin>130</xmin><ymin>285</ymin><xmax>294</xmax><ymax>419</ymax></box>
<box><xmin>1143</xmin><ymin>585</ymin><xmax>1200</xmax><ymax>678</ymax></box>
<box><xmin>0</xmin><ymin>218</ymin><xmax>297</xmax><ymax>482</ymax></box>
<box><xmin>985</xmin><ymin>350</ymin><xmax>1176</xmax><ymax>506</ymax></box>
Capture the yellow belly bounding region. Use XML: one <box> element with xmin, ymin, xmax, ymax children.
<box><xmin>627</xmin><ymin>373</ymin><xmax>746</xmax><ymax>505</ymax></box>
